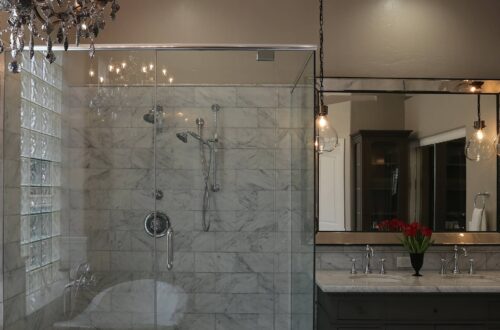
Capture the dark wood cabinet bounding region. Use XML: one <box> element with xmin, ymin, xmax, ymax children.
<box><xmin>317</xmin><ymin>288</ymin><xmax>500</xmax><ymax>330</ymax></box>
<box><xmin>352</xmin><ymin>130</ymin><xmax>411</xmax><ymax>231</ymax></box>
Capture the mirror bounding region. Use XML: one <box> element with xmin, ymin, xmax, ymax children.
<box><xmin>317</xmin><ymin>79</ymin><xmax>499</xmax><ymax>237</ymax></box>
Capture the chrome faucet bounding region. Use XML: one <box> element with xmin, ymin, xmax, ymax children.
<box><xmin>363</xmin><ymin>245</ymin><xmax>374</xmax><ymax>274</ymax></box>
<box><xmin>452</xmin><ymin>245</ymin><xmax>468</xmax><ymax>274</ymax></box>
<box><xmin>64</xmin><ymin>262</ymin><xmax>96</xmax><ymax>318</ymax></box>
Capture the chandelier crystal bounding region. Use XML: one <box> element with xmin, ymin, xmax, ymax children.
<box><xmin>0</xmin><ymin>0</ymin><xmax>120</xmax><ymax>73</ymax></box>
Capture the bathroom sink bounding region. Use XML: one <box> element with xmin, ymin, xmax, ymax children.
<box><xmin>440</xmin><ymin>274</ymin><xmax>500</xmax><ymax>284</ymax></box>
<box><xmin>348</xmin><ymin>274</ymin><xmax>404</xmax><ymax>283</ymax></box>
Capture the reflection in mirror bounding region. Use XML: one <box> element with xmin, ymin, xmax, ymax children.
<box><xmin>319</xmin><ymin>93</ymin><xmax>497</xmax><ymax>233</ymax></box>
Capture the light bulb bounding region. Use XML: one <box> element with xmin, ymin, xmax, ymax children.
<box><xmin>81</xmin><ymin>23</ymin><xmax>87</xmax><ymax>30</ymax></box>
<box><xmin>162</xmin><ymin>68</ymin><xmax>167</xmax><ymax>76</ymax></box>
<box><xmin>99</xmin><ymin>76</ymin><xmax>104</xmax><ymax>83</ymax></box>
<box><xmin>116</xmin><ymin>68</ymin><xmax>121</xmax><ymax>74</ymax></box>
<box><xmin>89</xmin><ymin>70</ymin><xmax>95</xmax><ymax>77</ymax></box>
<box><xmin>108</xmin><ymin>65</ymin><xmax>114</xmax><ymax>72</ymax></box>
<box><xmin>318</xmin><ymin>115</ymin><xmax>327</xmax><ymax>128</ymax></box>
<box><xmin>149</xmin><ymin>63</ymin><xmax>154</xmax><ymax>71</ymax></box>
<box><xmin>315</xmin><ymin>113</ymin><xmax>338</xmax><ymax>153</ymax></box>
<box><xmin>476</xmin><ymin>129</ymin><xmax>484</xmax><ymax>141</ymax></box>
<box><xmin>142</xmin><ymin>66</ymin><xmax>148</xmax><ymax>73</ymax></box>
<box><xmin>169</xmin><ymin>77</ymin><xmax>174</xmax><ymax>84</ymax></box>
<box><xmin>121</xmin><ymin>62</ymin><xmax>127</xmax><ymax>69</ymax></box>
<box><xmin>465</xmin><ymin>129</ymin><xmax>494</xmax><ymax>162</ymax></box>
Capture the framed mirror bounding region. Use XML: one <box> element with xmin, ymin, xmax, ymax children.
<box><xmin>316</xmin><ymin>78</ymin><xmax>500</xmax><ymax>245</ymax></box>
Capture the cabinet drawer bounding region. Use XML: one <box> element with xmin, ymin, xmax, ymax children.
<box><xmin>385</xmin><ymin>326</ymin><xmax>433</xmax><ymax>330</ymax></box>
<box><xmin>338</xmin><ymin>299</ymin><xmax>384</xmax><ymax>320</ymax></box>
<box><xmin>488</xmin><ymin>301</ymin><xmax>500</xmax><ymax>320</ymax></box>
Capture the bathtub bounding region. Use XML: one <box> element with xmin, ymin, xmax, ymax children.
<box><xmin>54</xmin><ymin>279</ymin><xmax>187</xmax><ymax>329</ymax></box>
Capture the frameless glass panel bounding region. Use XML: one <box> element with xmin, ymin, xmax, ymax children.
<box><xmin>290</xmin><ymin>54</ymin><xmax>315</xmax><ymax>330</ymax></box>
<box><xmin>3</xmin><ymin>49</ymin><xmax>158</xmax><ymax>329</ymax></box>
<box><xmin>153</xmin><ymin>49</ymin><xmax>314</xmax><ymax>330</ymax></box>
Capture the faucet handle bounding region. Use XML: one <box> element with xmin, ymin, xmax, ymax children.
<box><xmin>440</xmin><ymin>258</ymin><xmax>447</xmax><ymax>275</ymax></box>
<box><xmin>380</xmin><ymin>258</ymin><xmax>386</xmax><ymax>274</ymax></box>
<box><xmin>469</xmin><ymin>258</ymin><xmax>475</xmax><ymax>275</ymax></box>
<box><xmin>350</xmin><ymin>258</ymin><xmax>357</xmax><ymax>274</ymax></box>
<box><xmin>366</xmin><ymin>244</ymin><xmax>374</xmax><ymax>256</ymax></box>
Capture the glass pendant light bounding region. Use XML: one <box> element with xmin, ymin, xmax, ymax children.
<box><xmin>495</xmin><ymin>95</ymin><xmax>500</xmax><ymax>157</ymax></box>
<box><xmin>465</xmin><ymin>94</ymin><xmax>494</xmax><ymax>161</ymax></box>
<box><xmin>316</xmin><ymin>103</ymin><xmax>339</xmax><ymax>153</ymax></box>
<box><xmin>315</xmin><ymin>0</ymin><xmax>338</xmax><ymax>154</ymax></box>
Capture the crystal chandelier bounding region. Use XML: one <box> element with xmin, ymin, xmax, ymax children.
<box><xmin>0</xmin><ymin>0</ymin><xmax>120</xmax><ymax>73</ymax></box>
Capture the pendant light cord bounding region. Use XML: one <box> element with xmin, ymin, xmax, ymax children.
<box><xmin>319</xmin><ymin>0</ymin><xmax>325</xmax><ymax>107</ymax></box>
<box><xmin>477</xmin><ymin>94</ymin><xmax>481</xmax><ymax>122</ymax></box>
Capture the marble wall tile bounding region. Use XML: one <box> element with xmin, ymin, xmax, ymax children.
<box><xmin>220</xmin><ymin>107</ymin><xmax>258</xmax><ymax>128</ymax></box>
<box><xmin>216</xmin><ymin>313</ymin><xmax>273</xmax><ymax>330</ymax></box>
<box><xmin>317</xmin><ymin>246</ymin><xmax>500</xmax><ymax>273</ymax></box>
<box><xmin>110</xmin><ymin>251</ymin><xmax>153</xmax><ymax>272</ymax></box>
<box><xmin>200</xmin><ymin>211</ymin><xmax>276</xmax><ymax>232</ymax></box>
<box><xmin>195</xmin><ymin>87</ymin><xmax>237</xmax><ymax>107</ymax></box>
<box><xmin>194</xmin><ymin>253</ymin><xmax>274</xmax><ymax>273</ymax></box>
<box><xmin>175</xmin><ymin>313</ymin><xmax>215</xmax><ymax>330</ymax></box>
<box><xmin>57</xmin><ymin>85</ymin><xmax>313</xmax><ymax>328</ymax></box>
<box><xmin>174</xmin><ymin>272</ymin><xmax>216</xmax><ymax>293</ymax></box>
<box><xmin>214</xmin><ymin>232</ymin><xmax>274</xmax><ymax>253</ymax></box>
<box><xmin>237</xmin><ymin>87</ymin><xmax>278</xmax><ymax>108</ymax></box>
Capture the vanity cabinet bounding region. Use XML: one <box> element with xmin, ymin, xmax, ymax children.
<box><xmin>317</xmin><ymin>289</ymin><xmax>500</xmax><ymax>329</ymax></box>
<box><xmin>352</xmin><ymin>130</ymin><xmax>412</xmax><ymax>231</ymax></box>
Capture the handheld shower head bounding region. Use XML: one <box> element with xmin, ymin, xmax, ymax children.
<box><xmin>176</xmin><ymin>132</ymin><xmax>188</xmax><ymax>143</ymax></box>
<box><xmin>176</xmin><ymin>131</ymin><xmax>212</xmax><ymax>147</ymax></box>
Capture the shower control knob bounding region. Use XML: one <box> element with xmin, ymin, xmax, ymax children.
<box><xmin>144</xmin><ymin>211</ymin><xmax>170</xmax><ymax>237</ymax></box>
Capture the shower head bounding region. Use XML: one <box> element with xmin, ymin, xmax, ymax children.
<box><xmin>143</xmin><ymin>105</ymin><xmax>164</xmax><ymax>124</ymax></box>
<box><xmin>176</xmin><ymin>132</ymin><xmax>188</xmax><ymax>143</ymax></box>
<box><xmin>143</xmin><ymin>112</ymin><xmax>155</xmax><ymax>124</ymax></box>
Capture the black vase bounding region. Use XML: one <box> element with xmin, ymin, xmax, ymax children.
<box><xmin>410</xmin><ymin>253</ymin><xmax>424</xmax><ymax>277</ymax></box>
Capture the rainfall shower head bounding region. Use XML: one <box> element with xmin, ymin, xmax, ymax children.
<box><xmin>143</xmin><ymin>105</ymin><xmax>164</xmax><ymax>124</ymax></box>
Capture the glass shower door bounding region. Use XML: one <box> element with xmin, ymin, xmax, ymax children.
<box><xmin>153</xmin><ymin>48</ymin><xmax>316</xmax><ymax>330</ymax></box>
<box><xmin>290</xmin><ymin>53</ymin><xmax>315</xmax><ymax>330</ymax></box>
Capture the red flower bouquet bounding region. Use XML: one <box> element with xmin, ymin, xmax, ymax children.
<box><xmin>401</xmin><ymin>222</ymin><xmax>434</xmax><ymax>254</ymax></box>
<box><xmin>378</xmin><ymin>219</ymin><xmax>434</xmax><ymax>254</ymax></box>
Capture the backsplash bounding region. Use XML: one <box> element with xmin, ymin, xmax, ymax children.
<box><xmin>317</xmin><ymin>245</ymin><xmax>500</xmax><ymax>273</ymax></box>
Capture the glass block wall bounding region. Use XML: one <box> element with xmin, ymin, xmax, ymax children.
<box><xmin>19</xmin><ymin>52</ymin><xmax>63</xmax><ymax>313</ymax></box>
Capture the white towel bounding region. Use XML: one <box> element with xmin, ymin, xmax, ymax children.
<box><xmin>469</xmin><ymin>208</ymin><xmax>487</xmax><ymax>231</ymax></box>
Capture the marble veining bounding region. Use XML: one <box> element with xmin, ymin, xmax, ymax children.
<box><xmin>317</xmin><ymin>270</ymin><xmax>500</xmax><ymax>293</ymax></box>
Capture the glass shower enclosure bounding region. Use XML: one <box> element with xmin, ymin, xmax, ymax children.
<box><xmin>2</xmin><ymin>45</ymin><xmax>315</xmax><ymax>330</ymax></box>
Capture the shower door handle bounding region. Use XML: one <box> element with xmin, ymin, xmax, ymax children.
<box><xmin>166</xmin><ymin>227</ymin><xmax>174</xmax><ymax>270</ymax></box>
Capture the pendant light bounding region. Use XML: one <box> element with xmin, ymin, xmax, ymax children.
<box><xmin>496</xmin><ymin>95</ymin><xmax>500</xmax><ymax>157</ymax></box>
<box><xmin>465</xmin><ymin>94</ymin><xmax>494</xmax><ymax>161</ymax></box>
<box><xmin>315</xmin><ymin>0</ymin><xmax>338</xmax><ymax>154</ymax></box>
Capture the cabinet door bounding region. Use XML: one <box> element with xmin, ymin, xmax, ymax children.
<box><xmin>435</xmin><ymin>326</ymin><xmax>486</xmax><ymax>330</ymax></box>
<box><xmin>338</xmin><ymin>327</ymin><xmax>382</xmax><ymax>330</ymax></box>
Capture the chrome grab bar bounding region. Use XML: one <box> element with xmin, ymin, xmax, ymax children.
<box><xmin>166</xmin><ymin>227</ymin><xmax>174</xmax><ymax>270</ymax></box>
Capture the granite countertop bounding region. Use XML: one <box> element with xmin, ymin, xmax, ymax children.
<box><xmin>316</xmin><ymin>270</ymin><xmax>500</xmax><ymax>293</ymax></box>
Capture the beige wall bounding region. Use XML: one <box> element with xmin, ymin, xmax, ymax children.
<box><xmin>405</xmin><ymin>94</ymin><xmax>497</xmax><ymax>230</ymax></box>
<box><xmin>350</xmin><ymin>95</ymin><xmax>406</xmax><ymax>132</ymax></box>
<box><xmin>94</xmin><ymin>0</ymin><xmax>500</xmax><ymax>78</ymax></box>
<box><xmin>328</xmin><ymin>101</ymin><xmax>352</xmax><ymax>229</ymax></box>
